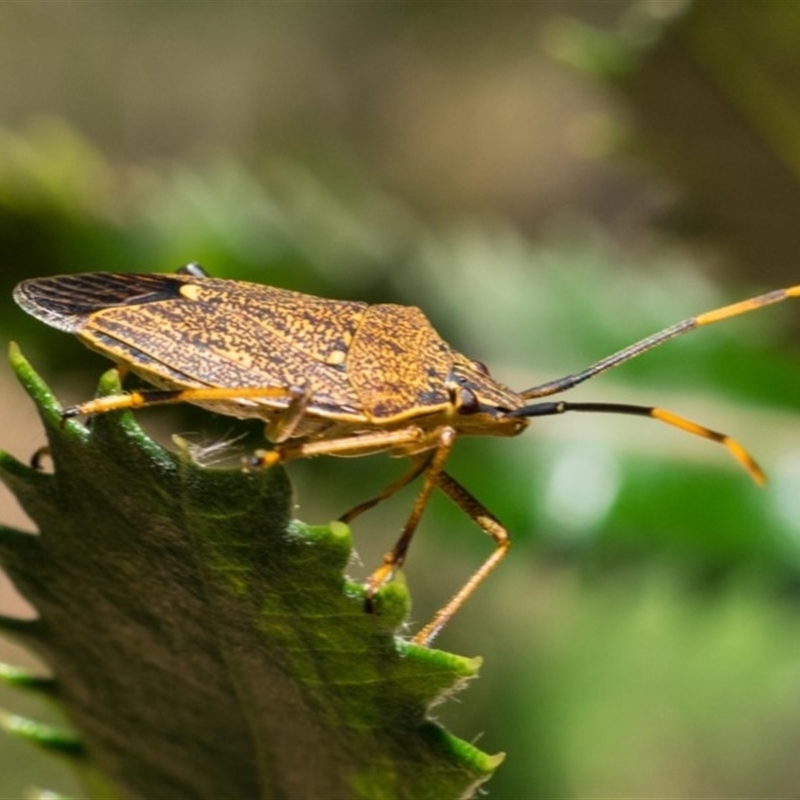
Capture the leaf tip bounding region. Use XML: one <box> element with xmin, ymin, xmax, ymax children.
<box><xmin>96</xmin><ymin>366</ymin><xmax>124</xmax><ymax>397</ymax></box>
<box><xmin>327</xmin><ymin>519</ymin><xmax>352</xmax><ymax>547</ymax></box>
<box><xmin>0</xmin><ymin>662</ymin><xmax>57</xmax><ymax>696</ymax></box>
<box><xmin>0</xmin><ymin>710</ymin><xmax>84</xmax><ymax>759</ymax></box>
<box><xmin>373</xmin><ymin>574</ymin><xmax>412</xmax><ymax>631</ymax></box>
<box><xmin>485</xmin><ymin>750</ymin><xmax>506</xmax><ymax>770</ymax></box>
<box><xmin>7</xmin><ymin>345</ymin><xmax>68</xmax><ymax>430</ymax></box>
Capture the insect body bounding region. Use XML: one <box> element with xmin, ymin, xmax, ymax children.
<box><xmin>13</xmin><ymin>268</ymin><xmax>800</xmax><ymax>645</ymax></box>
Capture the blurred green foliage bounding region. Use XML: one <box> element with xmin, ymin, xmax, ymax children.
<box><xmin>1</xmin><ymin>1</ymin><xmax>800</xmax><ymax>798</ymax></box>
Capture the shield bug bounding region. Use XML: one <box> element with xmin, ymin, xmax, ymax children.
<box><xmin>13</xmin><ymin>267</ymin><xmax>800</xmax><ymax>645</ymax></box>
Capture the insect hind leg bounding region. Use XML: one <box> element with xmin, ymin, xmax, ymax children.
<box><xmin>412</xmin><ymin>471</ymin><xmax>510</xmax><ymax>646</ymax></box>
<box><xmin>61</xmin><ymin>385</ymin><xmax>302</xmax><ymax>420</ymax></box>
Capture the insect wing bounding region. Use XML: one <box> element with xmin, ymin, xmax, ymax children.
<box><xmin>14</xmin><ymin>273</ymin><xmax>367</xmax><ymax>415</ymax></box>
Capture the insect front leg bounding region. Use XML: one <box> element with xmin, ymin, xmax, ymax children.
<box><xmin>412</xmin><ymin>471</ymin><xmax>510</xmax><ymax>646</ymax></box>
<box><xmin>362</xmin><ymin>427</ymin><xmax>457</xmax><ymax>612</ymax></box>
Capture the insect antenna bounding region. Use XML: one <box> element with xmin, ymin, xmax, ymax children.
<box><xmin>522</xmin><ymin>285</ymin><xmax>800</xmax><ymax>400</ymax></box>
<box><xmin>508</xmin><ymin>400</ymin><xmax>765</xmax><ymax>484</ymax></box>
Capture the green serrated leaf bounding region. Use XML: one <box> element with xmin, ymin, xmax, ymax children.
<box><xmin>0</xmin><ymin>349</ymin><xmax>499</xmax><ymax>800</ymax></box>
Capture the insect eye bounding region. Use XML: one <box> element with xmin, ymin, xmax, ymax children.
<box><xmin>457</xmin><ymin>387</ymin><xmax>481</xmax><ymax>415</ymax></box>
<box><xmin>471</xmin><ymin>359</ymin><xmax>489</xmax><ymax>376</ymax></box>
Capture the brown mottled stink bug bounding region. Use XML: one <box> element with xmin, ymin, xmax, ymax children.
<box><xmin>13</xmin><ymin>265</ymin><xmax>800</xmax><ymax>645</ymax></box>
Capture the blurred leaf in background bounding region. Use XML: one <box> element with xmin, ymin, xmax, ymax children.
<box><xmin>547</xmin><ymin>0</ymin><xmax>800</xmax><ymax>288</ymax></box>
<box><xmin>1</xmin><ymin>2</ymin><xmax>800</xmax><ymax>798</ymax></box>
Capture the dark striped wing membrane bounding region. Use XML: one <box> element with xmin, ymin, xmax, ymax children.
<box><xmin>13</xmin><ymin>273</ymin><xmax>184</xmax><ymax>333</ymax></box>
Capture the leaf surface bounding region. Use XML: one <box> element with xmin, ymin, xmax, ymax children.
<box><xmin>0</xmin><ymin>346</ymin><xmax>500</xmax><ymax>800</ymax></box>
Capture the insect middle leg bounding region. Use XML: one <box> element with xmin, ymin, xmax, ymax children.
<box><xmin>338</xmin><ymin>454</ymin><xmax>433</xmax><ymax>525</ymax></box>
<box><xmin>361</xmin><ymin>427</ymin><xmax>457</xmax><ymax>611</ymax></box>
